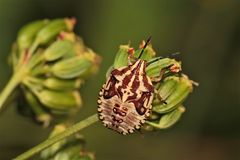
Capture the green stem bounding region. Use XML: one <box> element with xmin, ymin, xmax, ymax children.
<box><xmin>0</xmin><ymin>70</ymin><xmax>26</xmax><ymax>110</ymax></box>
<box><xmin>14</xmin><ymin>113</ymin><xmax>99</xmax><ymax>160</ymax></box>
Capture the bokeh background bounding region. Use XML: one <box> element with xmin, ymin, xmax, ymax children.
<box><xmin>0</xmin><ymin>0</ymin><xmax>240</xmax><ymax>160</ymax></box>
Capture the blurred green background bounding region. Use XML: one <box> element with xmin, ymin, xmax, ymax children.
<box><xmin>0</xmin><ymin>0</ymin><xmax>239</xmax><ymax>159</ymax></box>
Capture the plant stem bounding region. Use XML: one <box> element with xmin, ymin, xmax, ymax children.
<box><xmin>0</xmin><ymin>70</ymin><xmax>26</xmax><ymax>110</ymax></box>
<box><xmin>14</xmin><ymin>113</ymin><xmax>99</xmax><ymax>160</ymax></box>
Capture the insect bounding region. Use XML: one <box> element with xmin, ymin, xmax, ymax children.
<box><xmin>98</xmin><ymin>37</ymin><xmax>155</xmax><ymax>135</ymax></box>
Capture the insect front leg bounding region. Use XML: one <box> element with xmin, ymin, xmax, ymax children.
<box><xmin>150</xmin><ymin>64</ymin><xmax>178</xmax><ymax>83</ymax></box>
<box><xmin>154</xmin><ymin>89</ymin><xmax>167</xmax><ymax>105</ymax></box>
<box><xmin>150</xmin><ymin>69</ymin><xmax>165</xmax><ymax>83</ymax></box>
<box><xmin>146</xmin><ymin>57</ymin><xmax>182</xmax><ymax>83</ymax></box>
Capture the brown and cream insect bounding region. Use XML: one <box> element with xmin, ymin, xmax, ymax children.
<box><xmin>98</xmin><ymin>38</ymin><xmax>155</xmax><ymax>135</ymax></box>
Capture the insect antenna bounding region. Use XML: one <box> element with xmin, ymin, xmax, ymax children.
<box><xmin>147</xmin><ymin>52</ymin><xmax>181</xmax><ymax>66</ymax></box>
<box><xmin>168</xmin><ymin>52</ymin><xmax>181</xmax><ymax>60</ymax></box>
<box><xmin>138</xmin><ymin>36</ymin><xmax>152</xmax><ymax>59</ymax></box>
<box><xmin>147</xmin><ymin>57</ymin><xmax>163</xmax><ymax>66</ymax></box>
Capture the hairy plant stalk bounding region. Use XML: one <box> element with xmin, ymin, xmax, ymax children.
<box><xmin>14</xmin><ymin>113</ymin><xmax>99</xmax><ymax>160</ymax></box>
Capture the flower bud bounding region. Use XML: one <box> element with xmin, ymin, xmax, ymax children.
<box><xmin>152</xmin><ymin>75</ymin><xmax>193</xmax><ymax>113</ymax></box>
<box><xmin>43</xmin><ymin>40</ymin><xmax>74</xmax><ymax>61</ymax></box>
<box><xmin>43</xmin><ymin>77</ymin><xmax>82</xmax><ymax>91</ymax></box>
<box><xmin>36</xmin><ymin>90</ymin><xmax>82</xmax><ymax>111</ymax></box>
<box><xmin>51</xmin><ymin>56</ymin><xmax>92</xmax><ymax>79</ymax></box>
<box><xmin>17</xmin><ymin>19</ymin><xmax>49</xmax><ymax>51</ymax></box>
<box><xmin>35</xmin><ymin>18</ymin><xmax>75</xmax><ymax>45</ymax></box>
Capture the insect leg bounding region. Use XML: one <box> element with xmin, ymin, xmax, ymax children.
<box><xmin>150</xmin><ymin>69</ymin><xmax>165</xmax><ymax>83</ymax></box>
<box><xmin>154</xmin><ymin>89</ymin><xmax>167</xmax><ymax>104</ymax></box>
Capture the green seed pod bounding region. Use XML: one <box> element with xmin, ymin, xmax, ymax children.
<box><xmin>153</xmin><ymin>75</ymin><xmax>193</xmax><ymax>113</ymax></box>
<box><xmin>51</xmin><ymin>56</ymin><xmax>92</xmax><ymax>79</ymax></box>
<box><xmin>43</xmin><ymin>77</ymin><xmax>82</xmax><ymax>91</ymax></box>
<box><xmin>78</xmin><ymin>48</ymin><xmax>102</xmax><ymax>78</ymax></box>
<box><xmin>17</xmin><ymin>19</ymin><xmax>49</xmax><ymax>51</ymax></box>
<box><xmin>36</xmin><ymin>90</ymin><xmax>82</xmax><ymax>111</ymax></box>
<box><xmin>35</xmin><ymin>18</ymin><xmax>75</xmax><ymax>45</ymax></box>
<box><xmin>26</xmin><ymin>48</ymin><xmax>44</xmax><ymax>69</ymax></box>
<box><xmin>152</xmin><ymin>76</ymin><xmax>179</xmax><ymax>105</ymax></box>
<box><xmin>23</xmin><ymin>88</ymin><xmax>51</xmax><ymax>127</ymax></box>
<box><xmin>146</xmin><ymin>58</ymin><xmax>181</xmax><ymax>78</ymax></box>
<box><xmin>43</xmin><ymin>40</ymin><xmax>74</xmax><ymax>61</ymax></box>
<box><xmin>62</xmin><ymin>38</ymin><xmax>86</xmax><ymax>58</ymax></box>
<box><xmin>147</xmin><ymin>106</ymin><xmax>185</xmax><ymax>129</ymax></box>
<box><xmin>113</xmin><ymin>45</ymin><xmax>130</xmax><ymax>69</ymax></box>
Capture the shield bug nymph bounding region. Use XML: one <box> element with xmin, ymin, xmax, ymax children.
<box><xmin>98</xmin><ymin>37</ymin><xmax>155</xmax><ymax>135</ymax></box>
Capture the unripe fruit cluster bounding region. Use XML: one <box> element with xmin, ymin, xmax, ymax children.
<box><xmin>9</xmin><ymin>18</ymin><xmax>101</xmax><ymax>127</ymax></box>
